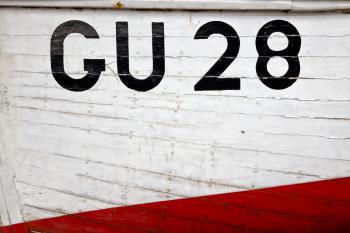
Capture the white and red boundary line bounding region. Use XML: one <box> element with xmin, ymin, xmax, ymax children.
<box><xmin>1</xmin><ymin>177</ymin><xmax>350</xmax><ymax>233</ymax></box>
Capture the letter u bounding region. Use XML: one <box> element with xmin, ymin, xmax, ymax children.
<box><xmin>116</xmin><ymin>22</ymin><xmax>165</xmax><ymax>92</ymax></box>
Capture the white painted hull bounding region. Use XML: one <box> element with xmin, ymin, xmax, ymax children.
<box><xmin>0</xmin><ymin>4</ymin><xmax>349</xmax><ymax>231</ymax></box>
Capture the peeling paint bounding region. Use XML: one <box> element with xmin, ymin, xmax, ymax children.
<box><xmin>114</xmin><ymin>1</ymin><xmax>124</xmax><ymax>9</ymax></box>
<box><xmin>0</xmin><ymin>7</ymin><xmax>350</xmax><ymax>226</ymax></box>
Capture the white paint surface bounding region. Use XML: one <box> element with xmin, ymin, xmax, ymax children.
<box><xmin>1</xmin><ymin>0</ymin><xmax>350</xmax><ymax>11</ymax></box>
<box><xmin>0</xmin><ymin>7</ymin><xmax>350</xmax><ymax>226</ymax></box>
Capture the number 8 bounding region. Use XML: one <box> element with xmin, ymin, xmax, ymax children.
<box><xmin>256</xmin><ymin>20</ymin><xmax>301</xmax><ymax>89</ymax></box>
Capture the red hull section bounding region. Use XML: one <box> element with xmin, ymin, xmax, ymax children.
<box><xmin>1</xmin><ymin>177</ymin><xmax>350</xmax><ymax>233</ymax></box>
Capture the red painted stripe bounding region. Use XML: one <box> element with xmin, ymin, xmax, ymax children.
<box><xmin>1</xmin><ymin>177</ymin><xmax>350</xmax><ymax>233</ymax></box>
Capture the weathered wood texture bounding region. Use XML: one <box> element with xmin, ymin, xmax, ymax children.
<box><xmin>0</xmin><ymin>7</ymin><xmax>349</xmax><ymax>226</ymax></box>
<box><xmin>2</xmin><ymin>178</ymin><xmax>350</xmax><ymax>233</ymax></box>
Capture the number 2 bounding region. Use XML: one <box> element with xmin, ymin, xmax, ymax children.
<box><xmin>194</xmin><ymin>21</ymin><xmax>241</xmax><ymax>91</ymax></box>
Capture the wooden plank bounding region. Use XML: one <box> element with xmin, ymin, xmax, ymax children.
<box><xmin>0</xmin><ymin>0</ymin><xmax>350</xmax><ymax>12</ymax></box>
<box><xmin>0</xmin><ymin>7</ymin><xmax>349</xmax><ymax>227</ymax></box>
